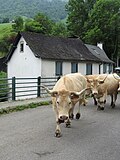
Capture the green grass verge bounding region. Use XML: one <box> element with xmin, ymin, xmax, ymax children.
<box><xmin>0</xmin><ymin>101</ymin><xmax>51</xmax><ymax>115</ymax></box>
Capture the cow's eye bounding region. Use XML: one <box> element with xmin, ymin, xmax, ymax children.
<box><xmin>69</xmin><ymin>102</ymin><xmax>71</xmax><ymax>105</ymax></box>
<box><xmin>57</xmin><ymin>101</ymin><xmax>59</xmax><ymax>105</ymax></box>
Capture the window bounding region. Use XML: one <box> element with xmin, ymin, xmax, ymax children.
<box><xmin>71</xmin><ymin>62</ymin><xmax>78</xmax><ymax>73</ymax></box>
<box><xmin>55</xmin><ymin>61</ymin><xmax>62</xmax><ymax>76</ymax></box>
<box><xmin>86</xmin><ymin>63</ymin><xmax>92</xmax><ymax>75</ymax></box>
<box><xmin>20</xmin><ymin>41</ymin><xmax>24</xmax><ymax>52</ymax></box>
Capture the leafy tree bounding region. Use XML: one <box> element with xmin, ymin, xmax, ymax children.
<box><xmin>34</xmin><ymin>13</ymin><xmax>54</xmax><ymax>34</ymax></box>
<box><xmin>12</xmin><ymin>16</ymin><xmax>24</xmax><ymax>32</ymax></box>
<box><xmin>0</xmin><ymin>33</ymin><xmax>16</xmax><ymax>56</ymax></box>
<box><xmin>2</xmin><ymin>18</ymin><xmax>9</xmax><ymax>23</ymax></box>
<box><xmin>0</xmin><ymin>71</ymin><xmax>8</xmax><ymax>101</ymax></box>
<box><xmin>51</xmin><ymin>22</ymin><xmax>68</xmax><ymax>37</ymax></box>
<box><xmin>84</xmin><ymin>0</ymin><xmax>120</xmax><ymax>62</ymax></box>
<box><xmin>66</xmin><ymin>0</ymin><xmax>88</xmax><ymax>38</ymax></box>
<box><xmin>25</xmin><ymin>13</ymin><xmax>54</xmax><ymax>35</ymax></box>
<box><xmin>25</xmin><ymin>19</ymin><xmax>45</xmax><ymax>33</ymax></box>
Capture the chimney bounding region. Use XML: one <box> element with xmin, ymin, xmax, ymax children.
<box><xmin>97</xmin><ymin>42</ymin><xmax>103</xmax><ymax>50</ymax></box>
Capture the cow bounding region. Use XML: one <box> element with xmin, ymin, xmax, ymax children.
<box><xmin>118</xmin><ymin>81</ymin><xmax>120</xmax><ymax>92</ymax></box>
<box><xmin>42</xmin><ymin>73</ymin><xmax>89</xmax><ymax>137</ymax></box>
<box><xmin>86</xmin><ymin>73</ymin><xmax>119</xmax><ymax>110</ymax></box>
<box><xmin>85</xmin><ymin>74</ymin><xmax>99</xmax><ymax>105</ymax></box>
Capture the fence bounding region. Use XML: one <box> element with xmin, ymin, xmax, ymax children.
<box><xmin>0</xmin><ymin>76</ymin><xmax>58</xmax><ymax>102</ymax></box>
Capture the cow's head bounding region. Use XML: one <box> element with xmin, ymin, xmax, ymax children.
<box><xmin>42</xmin><ymin>86</ymin><xmax>88</xmax><ymax>122</ymax></box>
<box><xmin>86</xmin><ymin>74</ymin><xmax>108</xmax><ymax>97</ymax></box>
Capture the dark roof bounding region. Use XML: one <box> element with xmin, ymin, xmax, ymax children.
<box><xmin>85</xmin><ymin>44</ymin><xmax>114</xmax><ymax>64</ymax></box>
<box><xmin>6</xmin><ymin>32</ymin><xmax>101</xmax><ymax>63</ymax></box>
<box><xmin>0</xmin><ymin>57</ymin><xmax>7</xmax><ymax>72</ymax></box>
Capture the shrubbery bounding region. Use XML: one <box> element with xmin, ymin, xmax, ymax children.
<box><xmin>0</xmin><ymin>71</ymin><xmax>8</xmax><ymax>101</ymax></box>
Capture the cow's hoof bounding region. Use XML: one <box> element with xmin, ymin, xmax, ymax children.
<box><xmin>104</xmin><ymin>100</ymin><xmax>106</xmax><ymax>104</ymax></box>
<box><xmin>97</xmin><ymin>106</ymin><xmax>104</xmax><ymax>110</ymax></box>
<box><xmin>55</xmin><ymin>130</ymin><xmax>61</xmax><ymax>138</ymax></box>
<box><xmin>69</xmin><ymin>113</ymin><xmax>74</xmax><ymax>119</ymax></box>
<box><xmin>66</xmin><ymin>122</ymin><xmax>71</xmax><ymax>128</ymax></box>
<box><xmin>76</xmin><ymin>113</ymin><xmax>81</xmax><ymax>119</ymax></box>
<box><xmin>101</xmin><ymin>107</ymin><xmax>104</xmax><ymax>110</ymax></box>
<box><xmin>111</xmin><ymin>104</ymin><xmax>115</xmax><ymax>108</ymax></box>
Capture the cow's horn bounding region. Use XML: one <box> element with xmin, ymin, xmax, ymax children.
<box><xmin>71</xmin><ymin>88</ymin><xmax>91</xmax><ymax>96</ymax></box>
<box><xmin>41</xmin><ymin>85</ymin><xmax>53</xmax><ymax>94</ymax></box>
<box><xmin>97</xmin><ymin>74</ymin><xmax>108</xmax><ymax>82</ymax></box>
<box><xmin>41</xmin><ymin>85</ymin><xmax>58</xmax><ymax>97</ymax></box>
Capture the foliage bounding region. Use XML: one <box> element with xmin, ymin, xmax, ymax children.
<box><xmin>0</xmin><ymin>33</ymin><xmax>16</xmax><ymax>56</ymax></box>
<box><xmin>0</xmin><ymin>0</ymin><xmax>67</xmax><ymax>22</ymax></box>
<box><xmin>66</xmin><ymin>0</ymin><xmax>88</xmax><ymax>38</ymax></box>
<box><xmin>12</xmin><ymin>16</ymin><xmax>24</xmax><ymax>32</ymax></box>
<box><xmin>0</xmin><ymin>71</ymin><xmax>8</xmax><ymax>101</ymax></box>
<box><xmin>0</xmin><ymin>23</ymin><xmax>12</xmax><ymax>40</ymax></box>
<box><xmin>66</xmin><ymin>0</ymin><xmax>120</xmax><ymax>63</ymax></box>
<box><xmin>51</xmin><ymin>22</ymin><xmax>68</xmax><ymax>37</ymax></box>
<box><xmin>84</xmin><ymin>0</ymin><xmax>120</xmax><ymax>61</ymax></box>
<box><xmin>25</xmin><ymin>13</ymin><xmax>54</xmax><ymax>34</ymax></box>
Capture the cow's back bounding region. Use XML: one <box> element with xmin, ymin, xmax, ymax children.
<box><xmin>97</xmin><ymin>74</ymin><xmax>119</xmax><ymax>95</ymax></box>
<box><xmin>53</xmin><ymin>73</ymin><xmax>87</xmax><ymax>92</ymax></box>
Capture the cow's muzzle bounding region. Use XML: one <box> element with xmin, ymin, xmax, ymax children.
<box><xmin>58</xmin><ymin>115</ymin><xmax>68</xmax><ymax>123</ymax></box>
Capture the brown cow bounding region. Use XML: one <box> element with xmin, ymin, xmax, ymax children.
<box><xmin>86</xmin><ymin>73</ymin><xmax>119</xmax><ymax>110</ymax></box>
<box><xmin>42</xmin><ymin>73</ymin><xmax>88</xmax><ymax>137</ymax></box>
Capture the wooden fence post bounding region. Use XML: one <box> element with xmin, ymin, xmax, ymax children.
<box><xmin>12</xmin><ymin>77</ymin><xmax>16</xmax><ymax>100</ymax></box>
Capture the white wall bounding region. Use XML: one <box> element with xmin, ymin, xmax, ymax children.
<box><xmin>7</xmin><ymin>37</ymin><xmax>41</xmax><ymax>100</ymax></box>
<box><xmin>41</xmin><ymin>60</ymin><xmax>55</xmax><ymax>77</ymax></box>
<box><xmin>63</xmin><ymin>62</ymin><xmax>71</xmax><ymax>75</ymax></box>
<box><xmin>78</xmin><ymin>63</ymin><xmax>86</xmax><ymax>75</ymax></box>
<box><xmin>8</xmin><ymin>37</ymin><xmax>41</xmax><ymax>78</ymax></box>
<box><xmin>92</xmin><ymin>63</ymin><xmax>99</xmax><ymax>74</ymax></box>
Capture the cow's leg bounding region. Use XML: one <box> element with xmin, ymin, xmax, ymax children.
<box><xmin>93</xmin><ymin>96</ymin><xmax>97</xmax><ymax>105</ymax></box>
<box><xmin>97</xmin><ymin>97</ymin><xmax>105</xmax><ymax>110</ymax></box>
<box><xmin>55</xmin><ymin>120</ymin><xmax>61</xmax><ymax>137</ymax></box>
<box><xmin>111</xmin><ymin>93</ymin><xmax>117</xmax><ymax>108</ymax></box>
<box><xmin>65</xmin><ymin>118</ymin><xmax>71</xmax><ymax>128</ymax></box>
<box><xmin>54</xmin><ymin>110</ymin><xmax>62</xmax><ymax>138</ymax></box>
<box><xmin>69</xmin><ymin>107</ymin><xmax>74</xmax><ymax>119</ymax></box>
<box><xmin>76</xmin><ymin>100</ymin><xmax>81</xmax><ymax>119</ymax></box>
<box><xmin>110</xmin><ymin>95</ymin><xmax>114</xmax><ymax>106</ymax></box>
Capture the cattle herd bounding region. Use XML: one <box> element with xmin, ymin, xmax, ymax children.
<box><xmin>42</xmin><ymin>73</ymin><xmax>120</xmax><ymax>138</ymax></box>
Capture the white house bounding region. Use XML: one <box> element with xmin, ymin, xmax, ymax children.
<box><xmin>6</xmin><ymin>32</ymin><xmax>114</xmax><ymax>99</ymax></box>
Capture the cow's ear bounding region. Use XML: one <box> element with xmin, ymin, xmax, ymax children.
<box><xmin>99</xmin><ymin>80</ymin><xmax>104</xmax><ymax>84</ymax></box>
<box><xmin>70</xmin><ymin>93</ymin><xmax>79</xmax><ymax>100</ymax></box>
<box><xmin>51</xmin><ymin>91</ymin><xmax>58</xmax><ymax>97</ymax></box>
<box><xmin>86</xmin><ymin>78</ymin><xmax>92</xmax><ymax>83</ymax></box>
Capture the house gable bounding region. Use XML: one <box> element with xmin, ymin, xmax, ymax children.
<box><xmin>7</xmin><ymin>36</ymin><xmax>41</xmax><ymax>78</ymax></box>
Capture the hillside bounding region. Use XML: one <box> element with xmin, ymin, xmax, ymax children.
<box><xmin>0</xmin><ymin>0</ymin><xmax>68</xmax><ymax>22</ymax></box>
<box><xmin>0</xmin><ymin>23</ymin><xmax>12</xmax><ymax>40</ymax></box>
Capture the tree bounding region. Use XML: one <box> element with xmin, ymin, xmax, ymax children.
<box><xmin>51</xmin><ymin>22</ymin><xmax>68</xmax><ymax>37</ymax></box>
<box><xmin>66</xmin><ymin>0</ymin><xmax>88</xmax><ymax>38</ymax></box>
<box><xmin>84</xmin><ymin>0</ymin><xmax>120</xmax><ymax>63</ymax></box>
<box><xmin>12</xmin><ymin>16</ymin><xmax>24</xmax><ymax>32</ymax></box>
<box><xmin>2</xmin><ymin>18</ymin><xmax>9</xmax><ymax>23</ymax></box>
<box><xmin>25</xmin><ymin>13</ymin><xmax>54</xmax><ymax>35</ymax></box>
<box><xmin>34</xmin><ymin>13</ymin><xmax>54</xmax><ymax>34</ymax></box>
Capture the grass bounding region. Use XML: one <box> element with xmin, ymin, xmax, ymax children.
<box><xmin>0</xmin><ymin>23</ymin><xmax>12</xmax><ymax>40</ymax></box>
<box><xmin>0</xmin><ymin>101</ymin><xmax>51</xmax><ymax>115</ymax></box>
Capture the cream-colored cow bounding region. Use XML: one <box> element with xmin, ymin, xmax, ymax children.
<box><xmin>42</xmin><ymin>73</ymin><xmax>88</xmax><ymax>137</ymax></box>
<box><xmin>86</xmin><ymin>73</ymin><xmax>119</xmax><ymax>110</ymax></box>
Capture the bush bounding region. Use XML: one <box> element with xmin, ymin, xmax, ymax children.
<box><xmin>0</xmin><ymin>71</ymin><xmax>9</xmax><ymax>101</ymax></box>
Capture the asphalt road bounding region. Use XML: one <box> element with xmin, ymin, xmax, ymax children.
<box><xmin>0</xmin><ymin>95</ymin><xmax>120</xmax><ymax>160</ymax></box>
